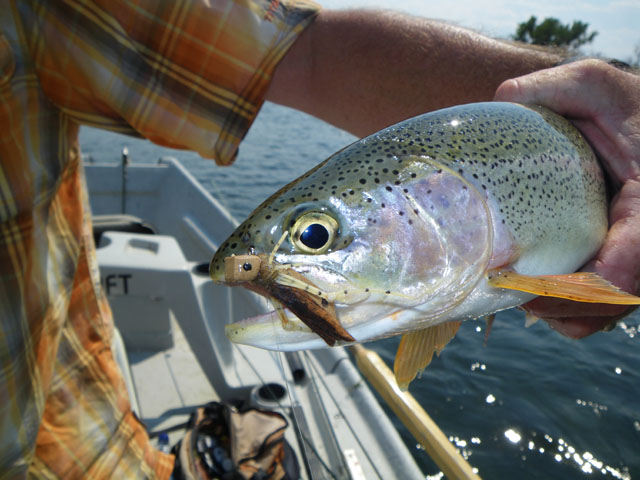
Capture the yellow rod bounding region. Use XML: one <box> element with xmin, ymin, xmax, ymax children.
<box><xmin>350</xmin><ymin>344</ymin><xmax>481</xmax><ymax>480</ymax></box>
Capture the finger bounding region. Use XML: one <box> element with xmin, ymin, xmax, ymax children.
<box><xmin>493</xmin><ymin>62</ymin><xmax>599</xmax><ymax>117</ymax></box>
<box><xmin>544</xmin><ymin>313</ymin><xmax>632</xmax><ymax>339</ymax></box>
<box><xmin>495</xmin><ymin>60</ymin><xmax>640</xmax><ymax>184</ymax></box>
<box><xmin>521</xmin><ymin>260</ymin><xmax>636</xmax><ymax>340</ymax></box>
<box><xmin>522</xmin><ymin>293</ymin><xmax>632</xmax><ymax>323</ymax></box>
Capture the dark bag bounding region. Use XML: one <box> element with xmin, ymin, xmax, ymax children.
<box><xmin>173</xmin><ymin>402</ymin><xmax>299</xmax><ymax>480</ymax></box>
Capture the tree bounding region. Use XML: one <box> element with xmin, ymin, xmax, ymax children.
<box><xmin>514</xmin><ymin>16</ymin><xmax>598</xmax><ymax>51</ymax></box>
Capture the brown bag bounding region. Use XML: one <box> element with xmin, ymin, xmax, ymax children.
<box><xmin>174</xmin><ymin>402</ymin><xmax>299</xmax><ymax>480</ymax></box>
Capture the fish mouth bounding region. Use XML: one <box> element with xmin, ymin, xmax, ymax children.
<box><xmin>225</xmin><ymin>308</ymin><xmax>349</xmax><ymax>351</ymax></box>
<box><xmin>267</xmin><ymin>282</ymin><xmax>356</xmax><ymax>347</ymax></box>
<box><xmin>220</xmin><ymin>253</ymin><xmax>356</xmax><ymax>346</ymax></box>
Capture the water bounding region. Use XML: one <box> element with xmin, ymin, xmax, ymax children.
<box><xmin>80</xmin><ymin>102</ymin><xmax>640</xmax><ymax>479</ymax></box>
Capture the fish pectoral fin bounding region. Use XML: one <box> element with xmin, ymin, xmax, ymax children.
<box><xmin>487</xmin><ymin>270</ymin><xmax>640</xmax><ymax>304</ymax></box>
<box><xmin>393</xmin><ymin>321</ymin><xmax>461</xmax><ymax>391</ymax></box>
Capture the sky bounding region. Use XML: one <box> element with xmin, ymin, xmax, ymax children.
<box><xmin>319</xmin><ymin>0</ymin><xmax>640</xmax><ymax>61</ymax></box>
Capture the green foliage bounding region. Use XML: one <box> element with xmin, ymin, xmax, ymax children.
<box><xmin>514</xmin><ymin>16</ymin><xmax>598</xmax><ymax>50</ymax></box>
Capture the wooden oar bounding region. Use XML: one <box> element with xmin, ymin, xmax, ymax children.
<box><xmin>350</xmin><ymin>344</ymin><xmax>481</xmax><ymax>480</ymax></box>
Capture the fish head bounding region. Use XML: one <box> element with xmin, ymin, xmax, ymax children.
<box><xmin>210</xmin><ymin>143</ymin><xmax>493</xmax><ymax>350</ymax></box>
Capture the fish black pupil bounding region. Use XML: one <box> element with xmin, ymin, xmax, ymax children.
<box><xmin>300</xmin><ymin>224</ymin><xmax>329</xmax><ymax>250</ymax></box>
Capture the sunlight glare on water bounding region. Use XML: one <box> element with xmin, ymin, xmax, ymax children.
<box><xmin>504</xmin><ymin>429</ymin><xmax>521</xmax><ymax>443</ymax></box>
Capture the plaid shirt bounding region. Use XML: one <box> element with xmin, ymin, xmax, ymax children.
<box><xmin>0</xmin><ymin>0</ymin><xmax>318</xmax><ymax>477</ymax></box>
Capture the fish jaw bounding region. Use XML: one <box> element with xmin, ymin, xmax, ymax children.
<box><xmin>223</xmin><ymin>270</ymin><xmax>540</xmax><ymax>352</ymax></box>
<box><xmin>225</xmin><ymin>304</ymin><xmax>449</xmax><ymax>351</ymax></box>
<box><xmin>225</xmin><ymin>309</ymin><xmax>330</xmax><ymax>351</ymax></box>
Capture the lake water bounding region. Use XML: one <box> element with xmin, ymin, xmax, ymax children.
<box><xmin>80</xmin><ymin>102</ymin><xmax>640</xmax><ymax>480</ymax></box>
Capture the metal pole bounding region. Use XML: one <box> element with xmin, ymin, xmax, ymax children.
<box><xmin>121</xmin><ymin>147</ymin><xmax>129</xmax><ymax>214</ymax></box>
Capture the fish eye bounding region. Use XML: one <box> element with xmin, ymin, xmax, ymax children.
<box><xmin>291</xmin><ymin>212</ymin><xmax>338</xmax><ymax>254</ymax></box>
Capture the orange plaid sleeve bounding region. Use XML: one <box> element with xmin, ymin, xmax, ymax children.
<box><xmin>0</xmin><ymin>0</ymin><xmax>319</xmax><ymax>478</ymax></box>
<box><xmin>33</xmin><ymin>0</ymin><xmax>320</xmax><ymax>165</ymax></box>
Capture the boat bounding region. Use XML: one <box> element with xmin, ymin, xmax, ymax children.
<box><xmin>85</xmin><ymin>151</ymin><xmax>477</xmax><ymax>479</ymax></box>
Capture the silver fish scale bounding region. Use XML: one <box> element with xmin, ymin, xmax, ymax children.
<box><xmin>213</xmin><ymin>102</ymin><xmax>605</xmax><ymax>270</ymax></box>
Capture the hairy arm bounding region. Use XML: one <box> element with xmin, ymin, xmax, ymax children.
<box><xmin>267</xmin><ymin>9</ymin><xmax>563</xmax><ymax>136</ymax></box>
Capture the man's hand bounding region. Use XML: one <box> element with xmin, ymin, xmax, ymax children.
<box><xmin>495</xmin><ymin>59</ymin><xmax>640</xmax><ymax>338</ymax></box>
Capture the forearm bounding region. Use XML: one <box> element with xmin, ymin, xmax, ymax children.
<box><xmin>267</xmin><ymin>9</ymin><xmax>564</xmax><ymax>136</ymax></box>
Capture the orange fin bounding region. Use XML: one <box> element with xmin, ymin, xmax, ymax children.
<box><xmin>393</xmin><ymin>321</ymin><xmax>461</xmax><ymax>390</ymax></box>
<box><xmin>487</xmin><ymin>270</ymin><xmax>640</xmax><ymax>305</ymax></box>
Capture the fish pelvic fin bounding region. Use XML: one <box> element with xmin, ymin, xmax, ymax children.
<box><xmin>487</xmin><ymin>270</ymin><xmax>640</xmax><ymax>305</ymax></box>
<box><xmin>393</xmin><ymin>321</ymin><xmax>461</xmax><ymax>391</ymax></box>
<box><xmin>524</xmin><ymin>311</ymin><xmax>540</xmax><ymax>327</ymax></box>
<box><xmin>483</xmin><ymin>314</ymin><xmax>496</xmax><ymax>346</ymax></box>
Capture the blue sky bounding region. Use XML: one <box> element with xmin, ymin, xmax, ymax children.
<box><xmin>319</xmin><ymin>0</ymin><xmax>640</xmax><ymax>61</ymax></box>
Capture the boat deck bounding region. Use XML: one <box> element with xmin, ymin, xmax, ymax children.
<box><xmin>127</xmin><ymin>314</ymin><xmax>217</xmax><ymax>441</ymax></box>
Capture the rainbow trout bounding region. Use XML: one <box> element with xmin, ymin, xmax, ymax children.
<box><xmin>210</xmin><ymin>102</ymin><xmax>640</xmax><ymax>388</ymax></box>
